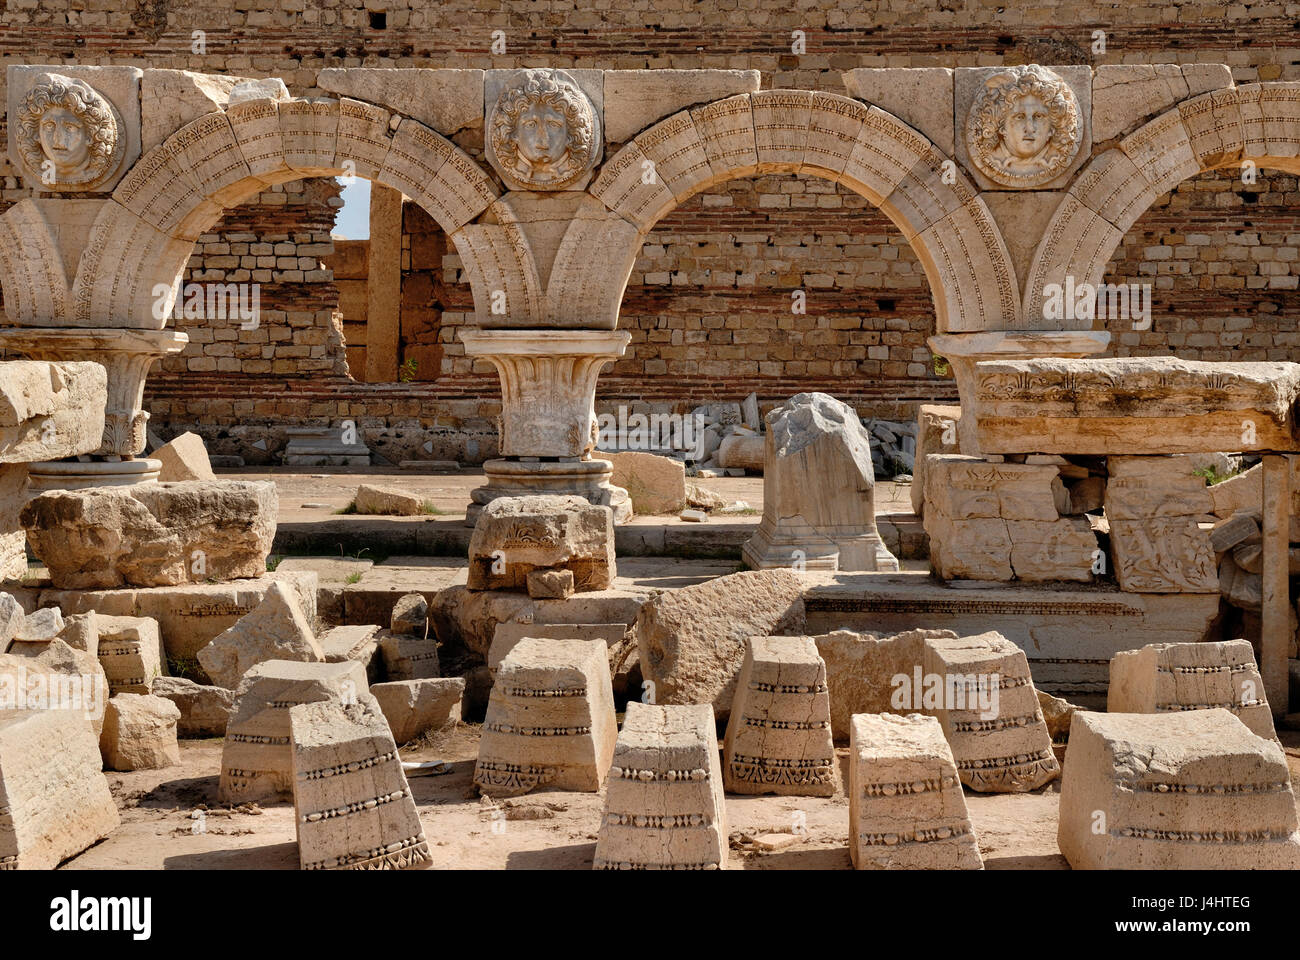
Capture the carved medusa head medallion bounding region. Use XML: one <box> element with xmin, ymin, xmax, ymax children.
<box><xmin>15</xmin><ymin>72</ymin><xmax>125</xmax><ymax>190</ymax></box>
<box><xmin>488</xmin><ymin>69</ymin><xmax>599</xmax><ymax>190</ymax></box>
<box><xmin>965</xmin><ymin>65</ymin><xmax>1081</xmax><ymax>189</ymax></box>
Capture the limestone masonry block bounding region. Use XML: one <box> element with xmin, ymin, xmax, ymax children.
<box><xmin>922</xmin><ymin>631</ymin><xmax>1060</xmax><ymax>792</ymax></box>
<box><xmin>219</xmin><ymin>659</ymin><xmax>368</xmax><ymax>805</ymax></box>
<box><xmin>355</xmin><ymin>483</ymin><xmax>425</xmax><ymax>516</ymax></box>
<box><xmin>973</xmin><ymin>358</ymin><xmax>1300</xmax><ymax>456</ymax></box>
<box><xmin>636</xmin><ymin>568</ymin><xmax>806</xmax><ymax>722</ymax></box>
<box><xmin>474</xmin><ymin>636</ymin><xmax>616</xmax><ymax>797</ymax></box>
<box><xmin>593</xmin><ymin>702</ymin><xmax>728</xmax><ymax>870</ymax></box>
<box><xmin>722</xmin><ymin>636</ymin><xmax>837</xmax><ymax>796</ymax></box>
<box><xmin>378</xmin><ymin>629</ymin><xmax>440</xmax><ymax>681</ymax></box>
<box><xmin>22</xmin><ymin>480</ymin><xmax>278</xmax><ymax>590</ymax></box>
<box><xmin>468</xmin><ymin>494</ymin><xmax>615</xmax><ymax>593</ymax></box>
<box><xmin>0</xmin><ymin>361</ymin><xmax>106</xmax><ymax>463</ymax></box>
<box><xmin>923</xmin><ymin>455</ymin><xmax>1095</xmax><ymax>583</ymax></box>
<box><xmin>0</xmin><ymin>709</ymin><xmax>119</xmax><ymax>870</ymax></box>
<box><xmin>99</xmin><ymin>692</ymin><xmax>181</xmax><ymax>771</ymax></box>
<box><xmin>370</xmin><ymin>677</ymin><xmax>464</xmax><ymax>744</ymax></box>
<box><xmin>154</xmin><ymin>431</ymin><xmax>216</xmax><ymax>482</ymax></box>
<box><xmin>1109</xmin><ymin>640</ymin><xmax>1276</xmax><ymax>740</ymax></box>
<box><xmin>95</xmin><ymin>614</ymin><xmax>164</xmax><ymax>695</ymax></box>
<box><xmin>0</xmin><ymin>638</ymin><xmax>108</xmax><ymax>737</ymax></box>
<box><xmin>289</xmin><ymin>694</ymin><xmax>431</xmax><ymax>870</ymax></box>
<box><xmin>150</xmin><ymin>676</ymin><xmax>234</xmax><ymax>738</ymax></box>
<box><xmin>849</xmin><ymin>713</ymin><xmax>983</xmax><ymax>870</ymax></box>
<box><xmin>1058</xmin><ymin>710</ymin><xmax>1300</xmax><ymax>869</ymax></box>
<box><xmin>605</xmin><ymin>451</ymin><xmax>686</xmax><ymax>516</ymax></box>
<box><xmin>198</xmin><ymin>580</ymin><xmax>323</xmax><ymax>690</ymax></box>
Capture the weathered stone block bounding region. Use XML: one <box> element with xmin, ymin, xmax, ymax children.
<box><xmin>0</xmin><ymin>710</ymin><xmax>118</xmax><ymax>869</ymax></box>
<box><xmin>154</xmin><ymin>431</ymin><xmax>216</xmax><ymax>482</ymax></box>
<box><xmin>1058</xmin><ymin>710</ymin><xmax>1300</xmax><ymax>869</ymax></box>
<box><xmin>593</xmin><ymin>702</ymin><xmax>728</xmax><ymax>870</ymax></box>
<box><xmin>1109</xmin><ymin>640</ymin><xmax>1276</xmax><ymax>740</ymax></box>
<box><xmin>95</xmin><ymin>614</ymin><xmax>164</xmax><ymax>695</ymax></box>
<box><xmin>22</xmin><ymin>480</ymin><xmax>278</xmax><ymax>589</ymax></box>
<box><xmin>219</xmin><ymin>659</ymin><xmax>367</xmax><ymax>804</ymax></box>
<box><xmin>198</xmin><ymin>581</ymin><xmax>323</xmax><ymax>690</ymax></box>
<box><xmin>722</xmin><ymin>636</ymin><xmax>836</xmax><ymax>796</ymax></box>
<box><xmin>636</xmin><ymin>569</ymin><xmax>806</xmax><ymax>722</ymax></box>
<box><xmin>474</xmin><ymin>637</ymin><xmax>616</xmax><ymax>796</ymax></box>
<box><xmin>370</xmin><ymin>677</ymin><xmax>464</xmax><ymax>744</ymax></box>
<box><xmin>289</xmin><ymin>695</ymin><xmax>431</xmax><ymax>870</ymax></box>
<box><xmin>99</xmin><ymin>692</ymin><xmax>180</xmax><ymax>770</ymax></box>
<box><xmin>849</xmin><ymin>713</ymin><xmax>982</xmax><ymax>870</ymax></box>
<box><xmin>743</xmin><ymin>393</ymin><xmax>898</xmax><ymax>573</ymax></box>
<box><xmin>467</xmin><ymin>495</ymin><xmax>615</xmax><ymax>592</ymax></box>
<box><xmin>922</xmin><ymin>631</ymin><xmax>1060</xmax><ymax>792</ymax></box>
<box><xmin>150</xmin><ymin>675</ymin><xmax>234</xmax><ymax>738</ymax></box>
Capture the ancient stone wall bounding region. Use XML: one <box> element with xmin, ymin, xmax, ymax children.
<box><xmin>1</xmin><ymin>1</ymin><xmax>1297</xmax><ymax>461</ymax></box>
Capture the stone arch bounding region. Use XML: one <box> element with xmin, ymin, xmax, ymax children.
<box><xmin>574</xmin><ymin>90</ymin><xmax>1021</xmax><ymax>334</ymax></box>
<box><xmin>34</xmin><ymin>95</ymin><xmax>499</xmax><ymax>328</ymax></box>
<box><xmin>1023</xmin><ymin>83</ymin><xmax>1300</xmax><ymax>325</ymax></box>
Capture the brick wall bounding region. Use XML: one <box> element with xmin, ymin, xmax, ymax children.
<box><xmin>3</xmin><ymin>1</ymin><xmax>1300</xmax><ymax>460</ymax></box>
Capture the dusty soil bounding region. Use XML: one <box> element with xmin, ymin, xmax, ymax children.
<box><xmin>62</xmin><ymin>726</ymin><xmax>1300</xmax><ymax>870</ymax></box>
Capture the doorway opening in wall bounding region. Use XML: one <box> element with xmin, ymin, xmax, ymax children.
<box><xmin>603</xmin><ymin>172</ymin><xmax>956</xmax><ymax>483</ymax></box>
<box><xmin>326</xmin><ymin>176</ymin><xmax>449</xmax><ymax>385</ymax></box>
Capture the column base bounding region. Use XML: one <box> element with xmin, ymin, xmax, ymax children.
<box><xmin>742</xmin><ymin>522</ymin><xmax>899</xmax><ymax>573</ymax></box>
<box><xmin>466</xmin><ymin>458</ymin><xmax>632</xmax><ymax>526</ymax></box>
<box><xmin>28</xmin><ymin>458</ymin><xmax>162</xmax><ymax>494</ymax></box>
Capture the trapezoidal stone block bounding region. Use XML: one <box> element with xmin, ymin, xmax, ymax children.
<box><xmin>219</xmin><ymin>659</ymin><xmax>368</xmax><ymax>805</ymax></box>
<box><xmin>1058</xmin><ymin>709</ymin><xmax>1300</xmax><ymax>869</ymax></box>
<box><xmin>922</xmin><ymin>631</ymin><xmax>1060</xmax><ymax>792</ymax></box>
<box><xmin>473</xmin><ymin>636</ymin><xmax>616</xmax><ymax>797</ymax></box>
<box><xmin>95</xmin><ymin>614</ymin><xmax>164</xmax><ymax>695</ymax></box>
<box><xmin>467</xmin><ymin>494</ymin><xmax>615</xmax><ymax>592</ymax></box>
<box><xmin>593</xmin><ymin>702</ymin><xmax>728</xmax><ymax>870</ymax></box>
<box><xmin>848</xmin><ymin>713</ymin><xmax>982</xmax><ymax>870</ymax></box>
<box><xmin>0</xmin><ymin>709</ymin><xmax>119</xmax><ymax>870</ymax></box>
<box><xmin>289</xmin><ymin>695</ymin><xmax>431</xmax><ymax>871</ymax></box>
<box><xmin>1108</xmin><ymin>640</ymin><xmax>1276</xmax><ymax>740</ymax></box>
<box><xmin>743</xmin><ymin>392</ymin><xmax>898</xmax><ymax>573</ymax></box>
<box><xmin>722</xmin><ymin>636</ymin><xmax>836</xmax><ymax>796</ymax></box>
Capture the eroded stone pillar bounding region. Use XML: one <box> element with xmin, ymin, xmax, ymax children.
<box><xmin>0</xmin><ymin>327</ymin><xmax>188</xmax><ymax>489</ymax></box>
<box><xmin>461</xmin><ymin>328</ymin><xmax>632</xmax><ymax>524</ymax></box>
<box><xmin>927</xmin><ymin>330</ymin><xmax>1110</xmax><ymax>457</ymax></box>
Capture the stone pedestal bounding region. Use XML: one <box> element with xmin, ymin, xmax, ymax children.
<box><xmin>743</xmin><ymin>393</ymin><xmax>898</xmax><ymax>573</ymax></box>
<box><xmin>927</xmin><ymin>330</ymin><xmax>1109</xmax><ymax>456</ymax></box>
<box><xmin>461</xmin><ymin>328</ymin><xmax>632</xmax><ymax>524</ymax></box>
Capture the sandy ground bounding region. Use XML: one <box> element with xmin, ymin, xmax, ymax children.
<box><xmin>62</xmin><ymin>726</ymin><xmax>1300</xmax><ymax>870</ymax></box>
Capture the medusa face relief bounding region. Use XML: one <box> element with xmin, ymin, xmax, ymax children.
<box><xmin>488</xmin><ymin>69</ymin><xmax>599</xmax><ymax>190</ymax></box>
<box><xmin>15</xmin><ymin>73</ymin><xmax>125</xmax><ymax>190</ymax></box>
<box><xmin>966</xmin><ymin>65</ymin><xmax>1081</xmax><ymax>188</ymax></box>
<box><xmin>39</xmin><ymin>107</ymin><xmax>91</xmax><ymax>174</ymax></box>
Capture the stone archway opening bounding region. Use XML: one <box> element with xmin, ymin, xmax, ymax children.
<box><xmin>602</xmin><ymin>169</ymin><xmax>953</xmax><ymax>481</ymax></box>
